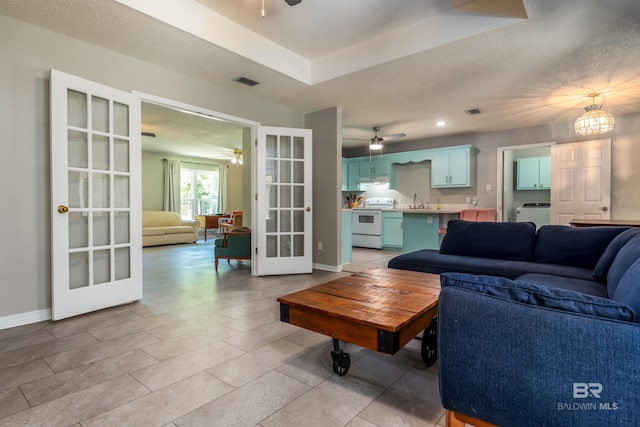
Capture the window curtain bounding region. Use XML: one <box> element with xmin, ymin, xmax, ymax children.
<box><xmin>163</xmin><ymin>159</ymin><xmax>181</xmax><ymax>213</ymax></box>
<box><xmin>218</xmin><ymin>165</ymin><xmax>228</xmax><ymax>214</ymax></box>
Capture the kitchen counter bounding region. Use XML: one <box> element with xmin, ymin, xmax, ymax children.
<box><xmin>394</xmin><ymin>208</ymin><xmax>461</xmax><ymax>214</ymax></box>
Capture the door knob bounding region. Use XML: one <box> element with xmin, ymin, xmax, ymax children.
<box><xmin>57</xmin><ymin>205</ymin><xmax>69</xmax><ymax>214</ymax></box>
<box><xmin>602</xmin><ymin>206</ymin><xmax>609</xmax><ymax>212</ymax></box>
<box><xmin>305</xmin><ymin>207</ymin><xmax>311</xmax><ymax>212</ymax></box>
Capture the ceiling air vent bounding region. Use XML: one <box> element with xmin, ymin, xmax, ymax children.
<box><xmin>234</xmin><ymin>76</ymin><xmax>260</xmax><ymax>87</ymax></box>
<box><xmin>465</xmin><ymin>108</ymin><xmax>482</xmax><ymax>115</ymax></box>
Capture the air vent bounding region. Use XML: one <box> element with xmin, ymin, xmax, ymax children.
<box><xmin>465</xmin><ymin>108</ymin><xmax>482</xmax><ymax>115</ymax></box>
<box><xmin>234</xmin><ymin>76</ymin><xmax>260</xmax><ymax>87</ymax></box>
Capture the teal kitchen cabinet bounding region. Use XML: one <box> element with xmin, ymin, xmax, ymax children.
<box><xmin>359</xmin><ymin>157</ymin><xmax>390</xmax><ymax>177</ymax></box>
<box><xmin>517</xmin><ymin>156</ymin><xmax>550</xmax><ymax>190</ymax></box>
<box><xmin>382</xmin><ymin>211</ymin><xmax>403</xmax><ymax>249</ymax></box>
<box><xmin>431</xmin><ymin>146</ymin><xmax>474</xmax><ymax>188</ymax></box>
<box><xmin>345</xmin><ymin>159</ymin><xmax>361</xmax><ymax>191</ymax></box>
<box><xmin>402</xmin><ymin>212</ymin><xmax>441</xmax><ymax>253</ymax></box>
<box><xmin>341</xmin><ymin>210</ymin><xmax>352</xmax><ymax>265</ymax></box>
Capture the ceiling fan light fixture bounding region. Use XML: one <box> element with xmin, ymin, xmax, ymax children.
<box><xmin>369</xmin><ymin>137</ymin><xmax>383</xmax><ymax>150</ymax></box>
<box><xmin>231</xmin><ymin>149</ymin><xmax>243</xmax><ymax>166</ymax></box>
<box><xmin>575</xmin><ymin>93</ymin><xmax>614</xmax><ymax>136</ymax></box>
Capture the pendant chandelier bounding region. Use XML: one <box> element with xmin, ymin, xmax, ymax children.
<box><xmin>574</xmin><ymin>93</ymin><xmax>615</xmax><ymax>136</ymax></box>
<box><xmin>231</xmin><ymin>149</ymin><xmax>243</xmax><ymax>166</ymax></box>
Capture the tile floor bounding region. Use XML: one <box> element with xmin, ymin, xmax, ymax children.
<box><xmin>0</xmin><ymin>244</ymin><xmax>451</xmax><ymax>426</ymax></box>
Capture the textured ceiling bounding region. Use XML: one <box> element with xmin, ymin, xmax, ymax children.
<box><xmin>2</xmin><ymin>0</ymin><xmax>640</xmax><ymax>159</ymax></box>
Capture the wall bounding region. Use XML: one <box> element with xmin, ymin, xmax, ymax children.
<box><xmin>344</xmin><ymin>113</ymin><xmax>640</xmax><ymax>219</ymax></box>
<box><xmin>141</xmin><ymin>151</ymin><xmax>243</xmax><ymax>213</ymax></box>
<box><xmin>306</xmin><ymin>107</ymin><xmax>342</xmax><ymax>270</ymax></box>
<box><xmin>0</xmin><ymin>15</ymin><xmax>303</xmax><ymax>322</ymax></box>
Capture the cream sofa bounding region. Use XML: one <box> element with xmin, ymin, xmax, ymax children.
<box><xmin>142</xmin><ymin>211</ymin><xmax>199</xmax><ymax>247</ymax></box>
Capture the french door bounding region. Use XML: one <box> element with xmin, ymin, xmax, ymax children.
<box><xmin>256</xmin><ymin>126</ymin><xmax>313</xmax><ymax>275</ymax></box>
<box><xmin>50</xmin><ymin>70</ymin><xmax>142</xmax><ymax>320</ymax></box>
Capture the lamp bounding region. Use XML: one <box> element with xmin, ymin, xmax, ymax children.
<box><xmin>574</xmin><ymin>93</ymin><xmax>615</xmax><ymax>136</ymax></box>
<box><xmin>231</xmin><ymin>149</ymin><xmax>243</xmax><ymax>166</ymax></box>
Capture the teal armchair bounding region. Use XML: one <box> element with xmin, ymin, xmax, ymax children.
<box><xmin>214</xmin><ymin>232</ymin><xmax>251</xmax><ymax>270</ymax></box>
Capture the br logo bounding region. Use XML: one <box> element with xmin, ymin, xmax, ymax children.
<box><xmin>573</xmin><ymin>383</ymin><xmax>602</xmax><ymax>398</ymax></box>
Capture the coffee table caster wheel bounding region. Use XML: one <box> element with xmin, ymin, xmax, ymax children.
<box><xmin>331</xmin><ymin>350</ymin><xmax>350</xmax><ymax>376</ymax></box>
<box><xmin>421</xmin><ymin>317</ymin><xmax>438</xmax><ymax>367</ymax></box>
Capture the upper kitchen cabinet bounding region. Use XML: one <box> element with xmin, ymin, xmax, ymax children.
<box><xmin>344</xmin><ymin>159</ymin><xmax>361</xmax><ymax>191</ymax></box>
<box><xmin>517</xmin><ymin>156</ymin><xmax>550</xmax><ymax>190</ymax></box>
<box><xmin>359</xmin><ymin>157</ymin><xmax>390</xmax><ymax>177</ymax></box>
<box><xmin>431</xmin><ymin>146</ymin><xmax>475</xmax><ymax>188</ymax></box>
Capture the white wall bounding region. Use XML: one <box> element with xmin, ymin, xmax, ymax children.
<box><xmin>0</xmin><ymin>15</ymin><xmax>303</xmax><ymax>321</ymax></box>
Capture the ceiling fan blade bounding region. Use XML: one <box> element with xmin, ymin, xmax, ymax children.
<box><xmin>141</xmin><ymin>131</ymin><xmax>156</xmax><ymax>137</ymax></box>
<box><xmin>382</xmin><ymin>133</ymin><xmax>406</xmax><ymax>141</ymax></box>
<box><xmin>343</xmin><ymin>137</ymin><xmax>369</xmax><ymax>141</ymax></box>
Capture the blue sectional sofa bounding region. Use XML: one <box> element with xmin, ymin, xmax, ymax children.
<box><xmin>388</xmin><ymin>221</ymin><xmax>640</xmax><ymax>426</ymax></box>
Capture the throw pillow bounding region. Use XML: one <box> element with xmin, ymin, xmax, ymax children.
<box><xmin>593</xmin><ymin>228</ymin><xmax>640</xmax><ymax>282</ymax></box>
<box><xmin>607</xmin><ymin>234</ymin><xmax>640</xmax><ymax>298</ymax></box>
<box><xmin>441</xmin><ymin>272</ymin><xmax>634</xmax><ymax>322</ymax></box>
<box><xmin>439</xmin><ymin>220</ymin><xmax>536</xmax><ymax>261</ymax></box>
<box><xmin>611</xmin><ymin>257</ymin><xmax>640</xmax><ymax>323</ymax></box>
<box><xmin>534</xmin><ymin>225</ymin><xmax>628</xmax><ymax>270</ymax></box>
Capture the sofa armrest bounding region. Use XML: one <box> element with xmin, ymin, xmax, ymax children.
<box><xmin>438</xmin><ymin>286</ymin><xmax>640</xmax><ymax>426</ymax></box>
<box><xmin>181</xmin><ymin>219</ymin><xmax>200</xmax><ymax>229</ymax></box>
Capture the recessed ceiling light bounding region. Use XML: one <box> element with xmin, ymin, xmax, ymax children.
<box><xmin>435</xmin><ymin>121</ymin><xmax>447</xmax><ymax>127</ymax></box>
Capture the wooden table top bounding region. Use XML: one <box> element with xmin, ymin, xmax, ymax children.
<box><xmin>277</xmin><ymin>267</ymin><xmax>440</xmax><ymax>333</ymax></box>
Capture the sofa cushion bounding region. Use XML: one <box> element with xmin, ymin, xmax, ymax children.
<box><xmin>607</xmin><ymin>234</ymin><xmax>640</xmax><ymax>298</ymax></box>
<box><xmin>441</xmin><ymin>272</ymin><xmax>634</xmax><ymax>322</ymax></box>
<box><xmin>593</xmin><ymin>228</ymin><xmax>640</xmax><ymax>282</ymax></box>
<box><xmin>533</xmin><ymin>225</ymin><xmax>627</xmax><ymax>270</ymax></box>
<box><xmin>142</xmin><ymin>227</ymin><xmax>167</xmax><ymax>236</ymax></box>
<box><xmin>516</xmin><ymin>273</ymin><xmax>607</xmax><ymax>298</ymax></box>
<box><xmin>439</xmin><ymin>220</ymin><xmax>536</xmax><ymax>261</ymax></box>
<box><xmin>611</xmin><ymin>258</ymin><xmax>640</xmax><ymax>322</ymax></box>
<box><xmin>164</xmin><ymin>226</ymin><xmax>197</xmax><ymax>235</ymax></box>
<box><xmin>142</xmin><ymin>211</ymin><xmax>182</xmax><ymax>227</ymax></box>
<box><xmin>388</xmin><ymin>249</ymin><xmax>594</xmax><ymax>280</ymax></box>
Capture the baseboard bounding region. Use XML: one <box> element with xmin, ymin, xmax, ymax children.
<box><xmin>0</xmin><ymin>308</ymin><xmax>51</xmax><ymax>331</ymax></box>
<box><xmin>312</xmin><ymin>263</ymin><xmax>342</xmax><ymax>272</ymax></box>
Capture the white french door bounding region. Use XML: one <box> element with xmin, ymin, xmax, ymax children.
<box><xmin>256</xmin><ymin>126</ymin><xmax>312</xmax><ymax>275</ymax></box>
<box><xmin>50</xmin><ymin>70</ymin><xmax>142</xmax><ymax>320</ymax></box>
<box><xmin>550</xmin><ymin>139</ymin><xmax>611</xmax><ymax>225</ymax></box>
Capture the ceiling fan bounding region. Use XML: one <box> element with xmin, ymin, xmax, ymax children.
<box><xmin>347</xmin><ymin>126</ymin><xmax>406</xmax><ymax>150</ymax></box>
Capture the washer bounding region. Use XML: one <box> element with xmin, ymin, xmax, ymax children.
<box><xmin>516</xmin><ymin>202</ymin><xmax>551</xmax><ymax>228</ymax></box>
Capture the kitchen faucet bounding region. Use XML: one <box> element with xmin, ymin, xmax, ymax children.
<box><xmin>411</xmin><ymin>193</ymin><xmax>425</xmax><ymax>209</ymax></box>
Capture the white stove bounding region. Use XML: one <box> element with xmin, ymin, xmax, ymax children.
<box><xmin>352</xmin><ymin>197</ymin><xmax>395</xmax><ymax>211</ymax></box>
<box><xmin>352</xmin><ymin>198</ymin><xmax>394</xmax><ymax>249</ymax></box>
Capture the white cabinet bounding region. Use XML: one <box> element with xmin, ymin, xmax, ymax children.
<box><xmin>431</xmin><ymin>147</ymin><xmax>473</xmax><ymax>188</ymax></box>
<box><xmin>517</xmin><ymin>157</ymin><xmax>550</xmax><ymax>190</ymax></box>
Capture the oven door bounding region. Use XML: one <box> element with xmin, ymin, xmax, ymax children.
<box><xmin>352</xmin><ymin>210</ymin><xmax>382</xmax><ymax>235</ymax></box>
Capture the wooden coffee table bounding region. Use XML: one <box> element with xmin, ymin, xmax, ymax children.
<box><xmin>277</xmin><ymin>267</ymin><xmax>440</xmax><ymax>375</ymax></box>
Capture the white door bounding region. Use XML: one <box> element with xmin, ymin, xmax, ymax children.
<box><xmin>256</xmin><ymin>126</ymin><xmax>312</xmax><ymax>275</ymax></box>
<box><xmin>550</xmin><ymin>139</ymin><xmax>611</xmax><ymax>225</ymax></box>
<box><xmin>50</xmin><ymin>70</ymin><xmax>142</xmax><ymax>320</ymax></box>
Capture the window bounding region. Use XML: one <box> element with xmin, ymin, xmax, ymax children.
<box><xmin>180</xmin><ymin>168</ymin><xmax>219</xmax><ymax>219</ymax></box>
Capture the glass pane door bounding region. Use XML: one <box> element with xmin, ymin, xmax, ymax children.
<box><xmin>257</xmin><ymin>126</ymin><xmax>312</xmax><ymax>275</ymax></box>
<box><xmin>51</xmin><ymin>70</ymin><xmax>142</xmax><ymax>320</ymax></box>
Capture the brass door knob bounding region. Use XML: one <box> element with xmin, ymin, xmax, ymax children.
<box><xmin>305</xmin><ymin>206</ymin><xmax>311</xmax><ymax>212</ymax></box>
<box><xmin>57</xmin><ymin>205</ymin><xmax>69</xmax><ymax>214</ymax></box>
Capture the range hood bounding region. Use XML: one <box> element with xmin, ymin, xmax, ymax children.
<box><xmin>359</xmin><ymin>176</ymin><xmax>389</xmax><ymax>186</ymax></box>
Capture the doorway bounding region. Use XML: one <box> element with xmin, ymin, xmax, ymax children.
<box><xmin>135</xmin><ymin>92</ymin><xmax>259</xmax><ymax>269</ymax></box>
<box><xmin>496</xmin><ymin>142</ymin><xmax>555</xmax><ymax>223</ymax></box>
